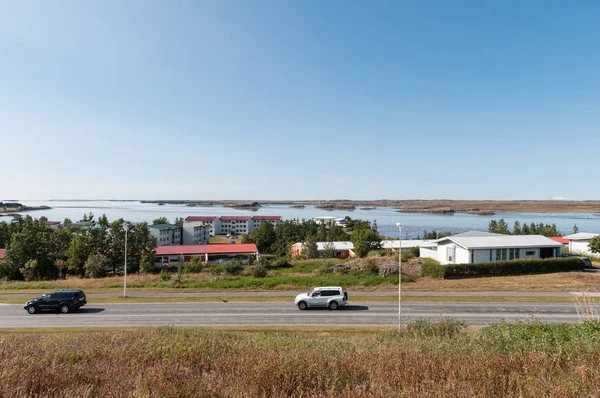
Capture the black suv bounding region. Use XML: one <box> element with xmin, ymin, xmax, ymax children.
<box><xmin>24</xmin><ymin>290</ymin><xmax>87</xmax><ymax>314</ymax></box>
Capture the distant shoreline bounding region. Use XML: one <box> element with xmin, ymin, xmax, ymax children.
<box><xmin>31</xmin><ymin>199</ymin><xmax>600</xmax><ymax>215</ymax></box>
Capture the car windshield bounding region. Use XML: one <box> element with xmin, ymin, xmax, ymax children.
<box><xmin>308</xmin><ymin>290</ymin><xmax>314</xmax><ymax>296</ymax></box>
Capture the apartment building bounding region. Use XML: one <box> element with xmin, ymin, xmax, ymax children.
<box><xmin>149</xmin><ymin>224</ymin><xmax>182</xmax><ymax>246</ymax></box>
<box><xmin>184</xmin><ymin>216</ymin><xmax>218</xmax><ymax>236</ymax></box>
<box><xmin>184</xmin><ymin>215</ymin><xmax>282</xmax><ymax>237</ymax></box>
<box><xmin>182</xmin><ymin>222</ymin><xmax>210</xmax><ymax>245</ymax></box>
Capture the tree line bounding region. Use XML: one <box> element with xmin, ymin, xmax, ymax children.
<box><xmin>241</xmin><ymin>217</ymin><xmax>381</xmax><ymax>258</ymax></box>
<box><xmin>0</xmin><ymin>214</ymin><xmax>156</xmax><ymax>281</ymax></box>
<box><xmin>488</xmin><ymin>219</ymin><xmax>565</xmax><ymax>236</ymax></box>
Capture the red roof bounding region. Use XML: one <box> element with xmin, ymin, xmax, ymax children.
<box><xmin>156</xmin><ymin>244</ymin><xmax>258</xmax><ymax>256</ymax></box>
<box><xmin>252</xmin><ymin>216</ymin><xmax>282</xmax><ymax>221</ymax></box>
<box><xmin>185</xmin><ymin>216</ymin><xmax>217</xmax><ymax>222</ymax></box>
<box><xmin>0</xmin><ymin>249</ymin><xmax>5</xmax><ymax>259</ymax></box>
<box><xmin>220</xmin><ymin>216</ymin><xmax>252</xmax><ymax>221</ymax></box>
<box><xmin>549</xmin><ymin>236</ymin><xmax>569</xmax><ymax>245</ymax></box>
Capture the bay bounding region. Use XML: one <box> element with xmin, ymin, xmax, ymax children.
<box><xmin>3</xmin><ymin>200</ymin><xmax>599</xmax><ymax>238</ymax></box>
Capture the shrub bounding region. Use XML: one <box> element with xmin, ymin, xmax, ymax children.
<box><xmin>207</xmin><ymin>264</ymin><xmax>224</xmax><ymax>275</ymax></box>
<box><xmin>269</xmin><ymin>258</ymin><xmax>292</xmax><ymax>270</ymax></box>
<box><xmin>183</xmin><ymin>257</ymin><xmax>204</xmax><ymax>274</ymax></box>
<box><xmin>422</xmin><ymin>257</ymin><xmax>586</xmax><ymax>279</ymax></box>
<box><xmin>364</xmin><ymin>259</ymin><xmax>379</xmax><ymax>275</ymax></box>
<box><xmin>222</xmin><ymin>260</ymin><xmax>244</xmax><ymax>276</ymax></box>
<box><xmin>421</xmin><ymin>258</ymin><xmax>444</xmax><ymax>278</ymax></box>
<box><xmin>160</xmin><ymin>270</ymin><xmax>171</xmax><ymax>281</ymax></box>
<box><xmin>405</xmin><ymin>318</ymin><xmax>465</xmax><ymax>339</ymax></box>
<box><xmin>251</xmin><ymin>263</ymin><xmax>268</xmax><ymax>278</ymax></box>
<box><xmin>84</xmin><ymin>254</ymin><xmax>108</xmax><ymax>278</ymax></box>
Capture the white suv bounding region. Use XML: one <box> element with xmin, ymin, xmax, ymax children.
<box><xmin>295</xmin><ymin>286</ymin><xmax>348</xmax><ymax>310</ymax></box>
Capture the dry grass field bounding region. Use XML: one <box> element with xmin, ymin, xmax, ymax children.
<box><xmin>2</xmin><ymin>321</ymin><xmax>600</xmax><ymax>397</ymax></box>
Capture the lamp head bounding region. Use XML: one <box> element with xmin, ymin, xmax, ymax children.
<box><xmin>396</xmin><ymin>222</ymin><xmax>402</xmax><ymax>227</ymax></box>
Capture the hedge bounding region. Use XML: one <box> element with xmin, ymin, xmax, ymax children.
<box><xmin>421</xmin><ymin>257</ymin><xmax>587</xmax><ymax>279</ymax></box>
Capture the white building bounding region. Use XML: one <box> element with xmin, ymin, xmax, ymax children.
<box><xmin>421</xmin><ymin>231</ymin><xmax>564</xmax><ymax>265</ymax></box>
<box><xmin>184</xmin><ymin>215</ymin><xmax>282</xmax><ymax>237</ymax></box>
<box><xmin>149</xmin><ymin>224</ymin><xmax>182</xmax><ymax>246</ymax></box>
<box><xmin>184</xmin><ymin>216</ymin><xmax>218</xmax><ymax>236</ymax></box>
<box><xmin>564</xmin><ymin>232</ymin><xmax>599</xmax><ymax>256</ymax></box>
<box><xmin>182</xmin><ymin>222</ymin><xmax>210</xmax><ymax>245</ymax></box>
<box><xmin>381</xmin><ymin>240</ymin><xmax>437</xmax><ymax>250</ymax></box>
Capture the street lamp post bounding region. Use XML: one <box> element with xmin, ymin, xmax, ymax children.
<box><xmin>396</xmin><ymin>222</ymin><xmax>402</xmax><ymax>329</ymax></box>
<box><xmin>124</xmin><ymin>224</ymin><xmax>128</xmax><ymax>298</ymax></box>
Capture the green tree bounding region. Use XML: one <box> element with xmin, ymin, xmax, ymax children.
<box><xmin>322</xmin><ymin>241</ymin><xmax>337</xmax><ymax>258</ymax></box>
<box><xmin>84</xmin><ymin>254</ymin><xmax>108</xmax><ymax>278</ymax></box>
<box><xmin>153</xmin><ymin>217</ymin><xmax>169</xmax><ymax>225</ymax></box>
<box><xmin>351</xmin><ymin>221</ymin><xmax>381</xmax><ymax>258</ymax></box>
<box><xmin>251</xmin><ymin>221</ymin><xmax>276</xmax><ymax>253</ymax></box>
<box><xmin>19</xmin><ymin>259</ymin><xmax>39</xmax><ymax>281</ymax></box>
<box><xmin>1</xmin><ymin>233</ymin><xmax>37</xmax><ymax>280</ymax></box>
<box><xmin>251</xmin><ymin>263</ymin><xmax>268</xmax><ymax>278</ymax></box>
<box><xmin>513</xmin><ymin>221</ymin><xmax>521</xmax><ymax>235</ymax></box>
<box><xmin>139</xmin><ymin>251</ymin><xmax>155</xmax><ymax>274</ymax></box>
<box><xmin>303</xmin><ymin>235</ymin><xmax>319</xmax><ymax>259</ymax></box>
<box><xmin>521</xmin><ymin>223</ymin><xmax>530</xmax><ymax>235</ymax></box>
<box><xmin>63</xmin><ymin>218</ymin><xmax>72</xmax><ymax>225</ymax></box>
<box><xmin>67</xmin><ymin>233</ymin><xmax>94</xmax><ymax>276</ymax></box>
<box><xmin>174</xmin><ymin>217</ymin><xmax>184</xmax><ymax>226</ymax></box>
<box><xmin>54</xmin><ymin>259</ymin><xmax>68</xmax><ymax>279</ymax></box>
<box><xmin>496</xmin><ymin>219</ymin><xmax>510</xmax><ymax>234</ymax></box>
<box><xmin>573</xmin><ymin>224</ymin><xmax>579</xmax><ymax>234</ymax></box>
<box><xmin>488</xmin><ymin>220</ymin><xmax>498</xmax><ymax>233</ymax></box>
<box><xmin>589</xmin><ymin>236</ymin><xmax>600</xmax><ymax>255</ymax></box>
<box><xmin>530</xmin><ymin>222</ymin><xmax>538</xmax><ymax>235</ymax></box>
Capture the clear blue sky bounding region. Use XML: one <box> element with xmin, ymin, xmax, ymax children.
<box><xmin>1</xmin><ymin>1</ymin><xmax>599</xmax><ymax>200</ymax></box>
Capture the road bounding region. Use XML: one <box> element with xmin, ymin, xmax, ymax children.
<box><xmin>0</xmin><ymin>301</ymin><xmax>593</xmax><ymax>328</ymax></box>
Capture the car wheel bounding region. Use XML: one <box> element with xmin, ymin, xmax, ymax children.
<box><xmin>59</xmin><ymin>304</ymin><xmax>70</xmax><ymax>314</ymax></box>
<box><xmin>297</xmin><ymin>301</ymin><xmax>308</xmax><ymax>310</ymax></box>
<box><xmin>26</xmin><ymin>305</ymin><xmax>37</xmax><ymax>315</ymax></box>
<box><xmin>328</xmin><ymin>301</ymin><xmax>339</xmax><ymax>311</ymax></box>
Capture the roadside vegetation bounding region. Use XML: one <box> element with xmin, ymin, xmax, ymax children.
<box><xmin>2</xmin><ymin>320</ymin><xmax>600</xmax><ymax>397</ymax></box>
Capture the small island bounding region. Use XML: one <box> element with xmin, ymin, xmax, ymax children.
<box><xmin>0</xmin><ymin>202</ymin><xmax>51</xmax><ymax>213</ymax></box>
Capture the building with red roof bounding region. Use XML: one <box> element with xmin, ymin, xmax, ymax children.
<box><xmin>155</xmin><ymin>243</ymin><xmax>259</xmax><ymax>268</ymax></box>
<box><xmin>548</xmin><ymin>236</ymin><xmax>569</xmax><ymax>246</ymax></box>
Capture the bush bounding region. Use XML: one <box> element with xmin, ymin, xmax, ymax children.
<box><xmin>84</xmin><ymin>254</ymin><xmax>108</xmax><ymax>279</ymax></box>
<box><xmin>221</xmin><ymin>260</ymin><xmax>244</xmax><ymax>276</ymax></box>
<box><xmin>160</xmin><ymin>270</ymin><xmax>171</xmax><ymax>281</ymax></box>
<box><xmin>269</xmin><ymin>258</ymin><xmax>292</xmax><ymax>270</ymax></box>
<box><xmin>183</xmin><ymin>257</ymin><xmax>204</xmax><ymax>274</ymax></box>
<box><xmin>378</xmin><ymin>262</ymin><xmax>398</xmax><ymax>277</ymax></box>
<box><xmin>422</xmin><ymin>257</ymin><xmax>587</xmax><ymax>279</ymax></box>
<box><xmin>207</xmin><ymin>264</ymin><xmax>224</xmax><ymax>275</ymax></box>
<box><xmin>364</xmin><ymin>259</ymin><xmax>379</xmax><ymax>275</ymax></box>
<box><xmin>405</xmin><ymin>318</ymin><xmax>465</xmax><ymax>339</ymax></box>
<box><xmin>251</xmin><ymin>263</ymin><xmax>268</xmax><ymax>278</ymax></box>
<box><xmin>421</xmin><ymin>258</ymin><xmax>444</xmax><ymax>278</ymax></box>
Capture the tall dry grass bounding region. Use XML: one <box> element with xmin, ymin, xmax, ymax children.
<box><xmin>1</xmin><ymin>323</ymin><xmax>600</xmax><ymax>397</ymax></box>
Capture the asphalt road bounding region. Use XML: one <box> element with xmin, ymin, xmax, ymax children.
<box><xmin>0</xmin><ymin>301</ymin><xmax>592</xmax><ymax>328</ymax></box>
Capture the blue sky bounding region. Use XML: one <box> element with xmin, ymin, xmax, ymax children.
<box><xmin>1</xmin><ymin>1</ymin><xmax>599</xmax><ymax>200</ymax></box>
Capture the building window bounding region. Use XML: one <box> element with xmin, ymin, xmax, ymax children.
<box><xmin>515</xmin><ymin>249</ymin><xmax>520</xmax><ymax>259</ymax></box>
<box><xmin>525</xmin><ymin>250</ymin><xmax>536</xmax><ymax>256</ymax></box>
<box><xmin>446</xmin><ymin>246</ymin><xmax>455</xmax><ymax>262</ymax></box>
<box><xmin>509</xmin><ymin>249</ymin><xmax>514</xmax><ymax>260</ymax></box>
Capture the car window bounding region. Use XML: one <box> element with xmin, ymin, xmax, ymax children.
<box><xmin>76</xmin><ymin>291</ymin><xmax>85</xmax><ymax>299</ymax></box>
<box><xmin>56</xmin><ymin>292</ymin><xmax>72</xmax><ymax>299</ymax></box>
<box><xmin>47</xmin><ymin>294</ymin><xmax>57</xmax><ymax>299</ymax></box>
<box><xmin>312</xmin><ymin>292</ymin><xmax>321</xmax><ymax>297</ymax></box>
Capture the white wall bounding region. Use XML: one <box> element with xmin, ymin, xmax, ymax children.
<box><xmin>419</xmin><ymin>248</ymin><xmax>437</xmax><ymax>260</ymax></box>
<box><xmin>456</xmin><ymin>247</ymin><xmax>470</xmax><ymax>264</ymax></box>
<box><xmin>570</xmin><ymin>239</ymin><xmax>593</xmax><ymax>256</ymax></box>
<box><xmin>182</xmin><ymin>222</ymin><xmax>209</xmax><ymax>245</ymax></box>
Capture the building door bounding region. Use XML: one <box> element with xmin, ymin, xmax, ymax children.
<box><xmin>539</xmin><ymin>247</ymin><xmax>554</xmax><ymax>259</ymax></box>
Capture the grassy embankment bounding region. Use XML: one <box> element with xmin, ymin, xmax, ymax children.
<box><xmin>0</xmin><ymin>257</ymin><xmax>599</xmax><ymax>299</ymax></box>
<box><xmin>2</xmin><ymin>321</ymin><xmax>600</xmax><ymax>397</ymax></box>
